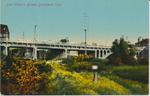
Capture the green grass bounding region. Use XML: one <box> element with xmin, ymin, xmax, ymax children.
<box><xmin>111</xmin><ymin>65</ymin><xmax>148</xmax><ymax>83</ymax></box>
<box><xmin>105</xmin><ymin>75</ymin><xmax>148</xmax><ymax>95</ymax></box>
<box><xmin>45</xmin><ymin>61</ymin><xmax>148</xmax><ymax>95</ymax></box>
<box><xmin>112</xmin><ymin>65</ymin><xmax>148</xmax><ymax>71</ymax></box>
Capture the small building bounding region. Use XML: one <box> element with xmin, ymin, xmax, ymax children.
<box><xmin>135</xmin><ymin>38</ymin><xmax>149</xmax><ymax>62</ymax></box>
<box><xmin>0</xmin><ymin>24</ymin><xmax>10</xmax><ymax>42</ymax></box>
<box><xmin>138</xmin><ymin>46</ymin><xmax>149</xmax><ymax>59</ymax></box>
<box><xmin>135</xmin><ymin>38</ymin><xmax>149</xmax><ymax>47</ymax></box>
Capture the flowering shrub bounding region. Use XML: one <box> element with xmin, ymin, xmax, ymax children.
<box><xmin>1</xmin><ymin>58</ymin><xmax>51</xmax><ymax>95</ymax></box>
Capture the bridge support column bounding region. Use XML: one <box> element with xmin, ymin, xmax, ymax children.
<box><xmin>33</xmin><ymin>47</ymin><xmax>37</xmax><ymax>60</ymax></box>
<box><xmin>4</xmin><ymin>46</ymin><xmax>8</xmax><ymax>56</ymax></box>
<box><xmin>63</xmin><ymin>49</ymin><xmax>68</xmax><ymax>58</ymax></box>
<box><xmin>101</xmin><ymin>50</ymin><xmax>104</xmax><ymax>59</ymax></box>
<box><xmin>98</xmin><ymin>50</ymin><xmax>100</xmax><ymax>59</ymax></box>
<box><xmin>85</xmin><ymin>50</ymin><xmax>87</xmax><ymax>55</ymax></box>
<box><xmin>95</xmin><ymin>50</ymin><xmax>97</xmax><ymax>58</ymax></box>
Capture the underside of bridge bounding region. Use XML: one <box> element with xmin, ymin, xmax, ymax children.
<box><xmin>78</xmin><ymin>50</ymin><xmax>95</xmax><ymax>57</ymax></box>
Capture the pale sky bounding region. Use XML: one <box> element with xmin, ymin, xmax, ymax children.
<box><xmin>1</xmin><ymin>0</ymin><xmax>149</xmax><ymax>46</ymax></box>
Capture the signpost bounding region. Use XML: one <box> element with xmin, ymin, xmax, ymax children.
<box><xmin>92</xmin><ymin>65</ymin><xmax>98</xmax><ymax>82</ymax></box>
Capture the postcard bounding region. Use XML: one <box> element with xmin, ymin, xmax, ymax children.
<box><xmin>0</xmin><ymin>0</ymin><xmax>149</xmax><ymax>95</ymax></box>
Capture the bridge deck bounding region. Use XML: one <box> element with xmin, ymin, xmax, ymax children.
<box><xmin>0</xmin><ymin>41</ymin><xmax>111</xmax><ymax>50</ymax></box>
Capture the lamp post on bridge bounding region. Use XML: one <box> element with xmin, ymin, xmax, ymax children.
<box><xmin>83</xmin><ymin>12</ymin><xmax>88</xmax><ymax>55</ymax></box>
<box><xmin>33</xmin><ymin>25</ymin><xmax>37</xmax><ymax>43</ymax></box>
<box><xmin>84</xmin><ymin>29</ymin><xmax>87</xmax><ymax>55</ymax></box>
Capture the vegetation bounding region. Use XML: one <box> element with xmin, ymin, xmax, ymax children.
<box><xmin>109</xmin><ymin>38</ymin><xmax>137</xmax><ymax>65</ymax></box>
<box><xmin>1</xmin><ymin>56</ymin><xmax>148</xmax><ymax>95</ymax></box>
<box><xmin>105</xmin><ymin>75</ymin><xmax>148</xmax><ymax>95</ymax></box>
<box><xmin>62</xmin><ymin>54</ymin><xmax>108</xmax><ymax>72</ymax></box>
<box><xmin>1</xmin><ymin>57</ymin><xmax>51</xmax><ymax>95</ymax></box>
<box><xmin>111</xmin><ymin>65</ymin><xmax>148</xmax><ymax>83</ymax></box>
<box><xmin>60</xmin><ymin>38</ymin><xmax>69</xmax><ymax>43</ymax></box>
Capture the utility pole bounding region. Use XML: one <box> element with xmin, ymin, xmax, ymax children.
<box><xmin>34</xmin><ymin>25</ymin><xmax>37</xmax><ymax>43</ymax></box>
<box><xmin>84</xmin><ymin>28</ymin><xmax>87</xmax><ymax>55</ymax></box>
<box><xmin>22</xmin><ymin>32</ymin><xmax>24</xmax><ymax>42</ymax></box>
<box><xmin>83</xmin><ymin>12</ymin><xmax>88</xmax><ymax>55</ymax></box>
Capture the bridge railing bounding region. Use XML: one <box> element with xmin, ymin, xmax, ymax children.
<box><xmin>0</xmin><ymin>39</ymin><xmax>111</xmax><ymax>48</ymax></box>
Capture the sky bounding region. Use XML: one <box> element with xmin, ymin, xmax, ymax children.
<box><xmin>1</xmin><ymin>0</ymin><xmax>149</xmax><ymax>46</ymax></box>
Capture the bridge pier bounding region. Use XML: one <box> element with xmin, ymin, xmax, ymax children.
<box><xmin>33</xmin><ymin>47</ymin><xmax>37</xmax><ymax>60</ymax></box>
<box><xmin>0</xmin><ymin>46</ymin><xmax>6</xmax><ymax>56</ymax></box>
<box><xmin>98</xmin><ymin>50</ymin><xmax>101</xmax><ymax>59</ymax></box>
<box><xmin>85</xmin><ymin>50</ymin><xmax>87</xmax><ymax>55</ymax></box>
<box><xmin>64</xmin><ymin>49</ymin><xmax>68</xmax><ymax>58</ymax></box>
<box><xmin>2</xmin><ymin>46</ymin><xmax>8</xmax><ymax>56</ymax></box>
<box><xmin>95</xmin><ymin>50</ymin><xmax>97</xmax><ymax>58</ymax></box>
<box><xmin>5</xmin><ymin>46</ymin><xmax>8</xmax><ymax>56</ymax></box>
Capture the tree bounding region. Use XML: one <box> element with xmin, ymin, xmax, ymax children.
<box><xmin>109</xmin><ymin>38</ymin><xmax>137</xmax><ymax>65</ymax></box>
<box><xmin>60</xmin><ymin>38</ymin><xmax>69</xmax><ymax>43</ymax></box>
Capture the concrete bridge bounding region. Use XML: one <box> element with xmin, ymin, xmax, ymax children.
<box><xmin>0</xmin><ymin>40</ymin><xmax>112</xmax><ymax>60</ymax></box>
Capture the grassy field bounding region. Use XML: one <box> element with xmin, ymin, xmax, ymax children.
<box><xmin>45</xmin><ymin>61</ymin><xmax>148</xmax><ymax>95</ymax></box>
<box><xmin>110</xmin><ymin>65</ymin><xmax>149</xmax><ymax>83</ymax></box>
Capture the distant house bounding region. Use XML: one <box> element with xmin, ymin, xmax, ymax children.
<box><xmin>135</xmin><ymin>38</ymin><xmax>149</xmax><ymax>47</ymax></box>
<box><xmin>135</xmin><ymin>38</ymin><xmax>149</xmax><ymax>61</ymax></box>
<box><xmin>0</xmin><ymin>24</ymin><xmax>10</xmax><ymax>41</ymax></box>
<box><xmin>140</xmin><ymin>46</ymin><xmax>149</xmax><ymax>60</ymax></box>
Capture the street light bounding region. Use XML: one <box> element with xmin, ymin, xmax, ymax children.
<box><xmin>92</xmin><ymin>65</ymin><xmax>98</xmax><ymax>82</ymax></box>
<box><xmin>84</xmin><ymin>28</ymin><xmax>87</xmax><ymax>55</ymax></box>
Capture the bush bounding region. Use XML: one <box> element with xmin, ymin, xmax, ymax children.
<box><xmin>61</xmin><ymin>58</ymin><xmax>75</xmax><ymax>65</ymax></box>
<box><xmin>62</xmin><ymin>55</ymin><xmax>109</xmax><ymax>72</ymax></box>
<box><xmin>1</xmin><ymin>58</ymin><xmax>52</xmax><ymax>95</ymax></box>
<box><xmin>108</xmin><ymin>54</ymin><xmax>124</xmax><ymax>66</ymax></box>
<box><xmin>138</xmin><ymin>58</ymin><xmax>149</xmax><ymax>65</ymax></box>
<box><xmin>69</xmin><ymin>62</ymin><xmax>92</xmax><ymax>72</ymax></box>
